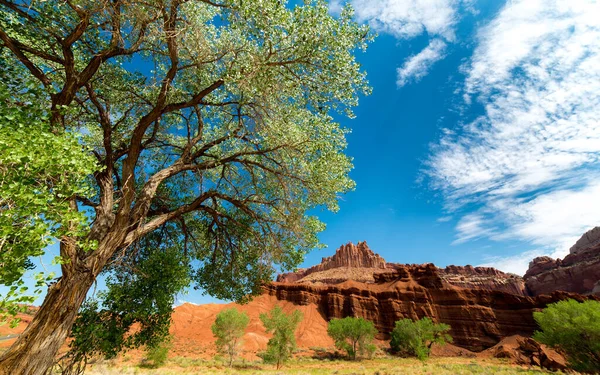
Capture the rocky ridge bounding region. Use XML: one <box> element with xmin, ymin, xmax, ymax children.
<box><xmin>278</xmin><ymin>242</ymin><xmax>528</xmax><ymax>296</ymax></box>
<box><xmin>276</xmin><ymin>241</ymin><xmax>387</xmax><ymax>284</ymax></box>
<box><xmin>525</xmin><ymin>227</ymin><xmax>600</xmax><ymax>296</ymax></box>
<box><xmin>268</xmin><ymin>258</ymin><xmax>591</xmax><ymax>351</ymax></box>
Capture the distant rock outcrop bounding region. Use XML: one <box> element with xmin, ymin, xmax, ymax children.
<box><xmin>278</xmin><ymin>241</ymin><xmax>528</xmax><ymax>296</ymax></box>
<box><xmin>439</xmin><ymin>265</ymin><xmax>527</xmax><ymax>296</ymax></box>
<box><xmin>525</xmin><ymin>228</ymin><xmax>600</xmax><ymax>296</ymax></box>
<box><xmin>269</xmin><ymin>241</ymin><xmax>599</xmax><ymax>351</ymax></box>
<box><xmin>569</xmin><ymin>226</ymin><xmax>600</xmax><ymax>254</ymax></box>
<box><xmin>276</xmin><ymin>241</ymin><xmax>386</xmax><ymax>284</ymax></box>
<box><xmin>267</xmin><ymin>262</ymin><xmax>592</xmax><ymax>351</ymax></box>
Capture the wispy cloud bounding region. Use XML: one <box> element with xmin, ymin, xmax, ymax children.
<box><xmin>330</xmin><ymin>0</ymin><xmax>467</xmax><ymax>86</ymax></box>
<box><xmin>397</xmin><ymin>39</ymin><xmax>447</xmax><ymax>87</ymax></box>
<box><xmin>452</xmin><ymin>213</ymin><xmax>494</xmax><ymax>244</ymax></box>
<box><xmin>426</xmin><ymin>0</ymin><xmax>600</xmax><ymax>274</ymax></box>
<box><xmin>346</xmin><ymin>0</ymin><xmax>460</xmax><ymax>40</ymax></box>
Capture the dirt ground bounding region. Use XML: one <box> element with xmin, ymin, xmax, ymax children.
<box><xmin>80</xmin><ymin>357</ymin><xmax>568</xmax><ymax>375</ymax></box>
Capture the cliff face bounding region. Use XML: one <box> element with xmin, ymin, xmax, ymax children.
<box><xmin>276</xmin><ymin>241</ymin><xmax>386</xmax><ymax>284</ymax></box>
<box><xmin>525</xmin><ymin>228</ymin><xmax>600</xmax><ymax>296</ymax></box>
<box><xmin>278</xmin><ymin>241</ymin><xmax>527</xmax><ymax>296</ymax></box>
<box><xmin>267</xmin><ymin>263</ymin><xmax>589</xmax><ymax>351</ymax></box>
<box><xmin>439</xmin><ymin>265</ymin><xmax>527</xmax><ymax>296</ymax></box>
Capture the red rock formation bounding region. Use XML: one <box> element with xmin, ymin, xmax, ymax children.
<box><xmin>276</xmin><ymin>241</ymin><xmax>386</xmax><ymax>283</ymax></box>
<box><xmin>278</xmin><ymin>242</ymin><xmax>528</xmax><ymax>296</ymax></box>
<box><xmin>267</xmin><ymin>263</ymin><xmax>594</xmax><ymax>351</ymax></box>
<box><xmin>481</xmin><ymin>335</ymin><xmax>567</xmax><ymax>371</ymax></box>
<box><xmin>439</xmin><ymin>265</ymin><xmax>527</xmax><ymax>296</ymax></box>
<box><xmin>569</xmin><ymin>226</ymin><xmax>600</xmax><ymax>254</ymax></box>
<box><xmin>168</xmin><ymin>240</ymin><xmax>597</xmax><ymax>356</ymax></box>
<box><xmin>525</xmin><ymin>228</ymin><xmax>600</xmax><ymax>296</ymax></box>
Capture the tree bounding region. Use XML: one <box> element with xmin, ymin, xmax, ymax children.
<box><xmin>211</xmin><ymin>308</ymin><xmax>250</xmax><ymax>367</ymax></box>
<box><xmin>56</xmin><ymin>226</ymin><xmax>190</xmax><ymax>375</ymax></box>
<box><xmin>390</xmin><ymin>318</ymin><xmax>452</xmax><ymax>361</ymax></box>
<box><xmin>0</xmin><ymin>0</ymin><xmax>371</xmax><ymax>373</ymax></box>
<box><xmin>533</xmin><ymin>299</ymin><xmax>600</xmax><ymax>373</ymax></box>
<box><xmin>327</xmin><ymin>317</ymin><xmax>377</xmax><ymax>360</ymax></box>
<box><xmin>0</xmin><ymin>51</ymin><xmax>99</xmax><ymax>327</ymax></box>
<box><xmin>259</xmin><ymin>306</ymin><xmax>302</xmax><ymax>369</ymax></box>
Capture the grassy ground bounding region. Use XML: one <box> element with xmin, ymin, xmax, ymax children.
<box><xmin>82</xmin><ymin>357</ymin><xmax>566</xmax><ymax>375</ymax></box>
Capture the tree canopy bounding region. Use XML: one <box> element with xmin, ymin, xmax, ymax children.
<box><xmin>212</xmin><ymin>307</ymin><xmax>250</xmax><ymax>367</ymax></box>
<box><xmin>259</xmin><ymin>306</ymin><xmax>302</xmax><ymax>369</ymax></box>
<box><xmin>0</xmin><ymin>0</ymin><xmax>371</xmax><ymax>373</ymax></box>
<box><xmin>327</xmin><ymin>317</ymin><xmax>377</xmax><ymax>360</ymax></box>
<box><xmin>534</xmin><ymin>299</ymin><xmax>600</xmax><ymax>373</ymax></box>
<box><xmin>390</xmin><ymin>318</ymin><xmax>452</xmax><ymax>361</ymax></box>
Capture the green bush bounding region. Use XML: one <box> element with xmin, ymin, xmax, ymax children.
<box><xmin>327</xmin><ymin>317</ymin><xmax>378</xmax><ymax>360</ymax></box>
<box><xmin>211</xmin><ymin>308</ymin><xmax>250</xmax><ymax>367</ymax></box>
<box><xmin>533</xmin><ymin>299</ymin><xmax>600</xmax><ymax>373</ymax></box>
<box><xmin>259</xmin><ymin>306</ymin><xmax>303</xmax><ymax>369</ymax></box>
<box><xmin>390</xmin><ymin>317</ymin><xmax>452</xmax><ymax>361</ymax></box>
<box><xmin>143</xmin><ymin>339</ymin><xmax>171</xmax><ymax>368</ymax></box>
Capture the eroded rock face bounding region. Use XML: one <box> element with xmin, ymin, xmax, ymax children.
<box><xmin>525</xmin><ymin>229</ymin><xmax>600</xmax><ymax>296</ymax></box>
<box><xmin>267</xmin><ymin>263</ymin><xmax>592</xmax><ymax>351</ymax></box>
<box><xmin>276</xmin><ymin>241</ymin><xmax>386</xmax><ymax>283</ymax></box>
<box><xmin>439</xmin><ymin>265</ymin><xmax>527</xmax><ymax>296</ymax></box>
<box><xmin>278</xmin><ymin>242</ymin><xmax>528</xmax><ymax>296</ymax></box>
<box><xmin>483</xmin><ymin>335</ymin><xmax>567</xmax><ymax>372</ymax></box>
<box><xmin>570</xmin><ymin>226</ymin><xmax>600</xmax><ymax>254</ymax></box>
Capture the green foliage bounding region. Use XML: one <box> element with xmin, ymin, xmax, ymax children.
<box><xmin>212</xmin><ymin>308</ymin><xmax>250</xmax><ymax>367</ymax></box>
<box><xmin>0</xmin><ymin>0</ymin><xmax>372</xmax><ymax>310</ymax></box>
<box><xmin>62</xmin><ymin>227</ymin><xmax>190</xmax><ymax>371</ymax></box>
<box><xmin>0</xmin><ymin>52</ymin><xmax>99</xmax><ymax>325</ymax></box>
<box><xmin>327</xmin><ymin>317</ymin><xmax>377</xmax><ymax>360</ymax></box>
<box><xmin>390</xmin><ymin>318</ymin><xmax>453</xmax><ymax>361</ymax></box>
<box><xmin>259</xmin><ymin>306</ymin><xmax>303</xmax><ymax>369</ymax></box>
<box><xmin>143</xmin><ymin>339</ymin><xmax>172</xmax><ymax>368</ymax></box>
<box><xmin>0</xmin><ymin>0</ymin><xmax>371</xmax><ymax>370</ymax></box>
<box><xmin>533</xmin><ymin>299</ymin><xmax>600</xmax><ymax>373</ymax></box>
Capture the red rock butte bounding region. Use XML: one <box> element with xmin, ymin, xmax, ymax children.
<box><xmin>170</xmin><ymin>239</ymin><xmax>598</xmax><ymax>356</ymax></box>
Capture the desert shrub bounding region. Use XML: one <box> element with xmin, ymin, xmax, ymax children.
<box><xmin>142</xmin><ymin>338</ymin><xmax>171</xmax><ymax>368</ymax></box>
<box><xmin>259</xmin><ymin>306</ymin><xmax>303</xmax><ymax>369</ymax></box>
<box><xmin>211</xmin><ymin>308</ymin><xmax>250</xmax><ymax>367</ymax></box>
<box><xmin>533</xmin><ymin>299</ymin><xmax>600</xmax><ymax>373</ymax></box>
<box><xmin>327</xmin><ymin>317</ymin><xmax>378</xmax><ymax>360</ymax></box>
<box><xmin>390</xmin><ymin>317</ymin><xmax>452</xmax><ymax>361</ymax></box>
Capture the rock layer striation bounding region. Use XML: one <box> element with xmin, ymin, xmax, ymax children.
<box><xmin>525</xmin><ymin>227</ymin><xmax>600</xmax><ymax>296</ymax></box>
<box><xmin>268</xmin><ymin>260</ymin><xmax>589</xmax><ymax>351</ymax></box>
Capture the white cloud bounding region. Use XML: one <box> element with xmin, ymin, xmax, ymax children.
<box><xmin>330</xmin><ymin>0</ymin><xmax>468</xmax><ymax>86</ymax></box>
<box><xmin>397</xmin><ymin>39</ymin><xmax>447</xmax><ymax>87</ymax></box>
<box><xmin>426</xmin><ymin>0</ymin><xmax>600</xmax><ymax>274</ymax></box>
<box><xmin>347</xmin><ymin>0</ymin><xmax>460</xmax><ymax>40</ymax></box>
<box><xmin>453</xmin><ymin>213</ymin><xmax>494</xmax><ymax>244</ymax></box>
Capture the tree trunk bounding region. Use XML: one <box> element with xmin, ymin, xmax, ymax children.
<box><xmin>0</xmin><ymin>271</ymin><xmax>95</xmax><ymax>375</ymax></box>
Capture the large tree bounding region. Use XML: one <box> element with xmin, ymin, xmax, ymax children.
<box><xmin>0</xmin><ymin>0</ymin><xmax>371</xmax><ymax>373</ymax></box>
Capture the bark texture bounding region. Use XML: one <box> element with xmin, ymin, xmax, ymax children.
<box><xmin>0</xmin><ymin>273</ymin><xmax>94</xmax><ymax>375</ymax></box>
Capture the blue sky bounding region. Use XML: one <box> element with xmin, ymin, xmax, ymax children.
<box><xmin>181</xmin><ymin>0</ymin><xmax>600</xmax><ymax>304</ymax></box>
<box><xmin>302</xmin><ymin>0</ymin><xmax>600</xmax><ymax>276</ymax></box>
<box><xmin>10</xmin><ymin>0</ymin><xmax>600</xmax><ymax>306</ymax></box>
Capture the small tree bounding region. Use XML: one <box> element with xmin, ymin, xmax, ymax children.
<box><xmin>143</xmin><ymin>338</ymin><xmax>172</xmax><ymax>369</ymax></box>
<box><xmin>534</xmin><ymin>299</ymin><xmax>600</xmax><ymax>373</ymax></box>
<box><xmin>211</xmin><ymin>308</ymin><xmax>250</xmax><ymax>367</ymax></box>
<box><xmin>327</xmin><ymin>317</ymin><xmax>377</xmax><ymax>360</ymax></box>
<box><xmin>259</xmin><ymin>306</ymin><xmax>303</xmax><ymax>369</ymax></box>
<box><xmin>390</xmin><ymin>317</ymin><xmax>452</xmax><ymax>361</ymax></box>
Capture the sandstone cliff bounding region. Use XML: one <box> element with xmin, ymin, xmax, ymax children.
<box><xmin>525</xmin><ymin>228</ymin><xmax>600</xmax><ymax>296</ymax></box>
<box><xmin>267</xmin><ymin>262</ymin><xmax>588</xmax><ymax>351</ymax></box>
<box><xmin>278</xmin><ymin>241</ymin><xmax>527</xmax><ymax>296</ymax></box>
<box><xmin>276</xmin><ymin>241</ymin><xmax>387</xmax><ymax>284</ymax></box>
